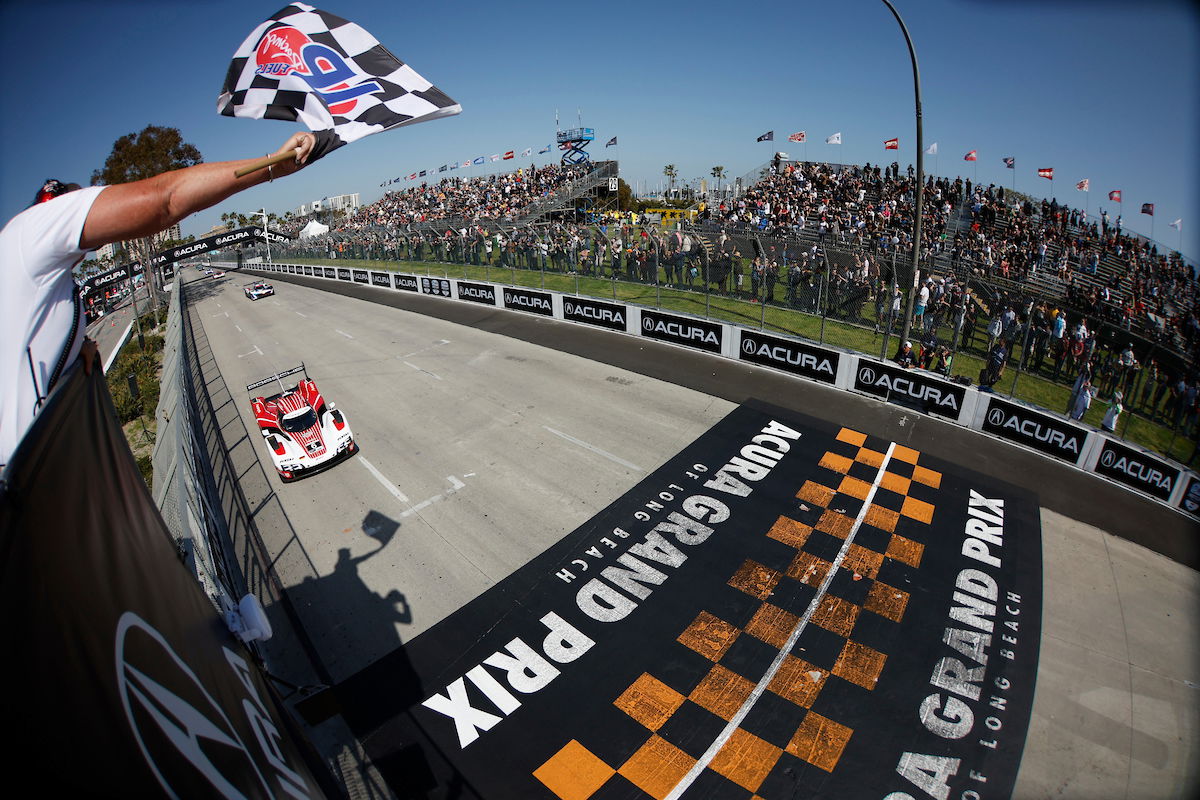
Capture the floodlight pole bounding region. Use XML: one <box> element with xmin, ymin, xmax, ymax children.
<box><xmin>261</xmin><ymin>208</ymin><xmax>271</xmax><ymax>263</ymax></box>
<box><xmin>880</xmin><ymin>0</ymin><xmax>924</xmax><ymax>351</ymax></box>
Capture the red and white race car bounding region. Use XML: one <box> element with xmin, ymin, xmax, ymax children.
<box><xmin>247</xmin><ymin>365</ymin><xmax>356</xmax><ymax>482</ymax></box>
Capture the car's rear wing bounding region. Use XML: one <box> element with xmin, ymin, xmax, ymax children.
<box><xmin>246</xmin><ymin>363</ymin><xmax>307</xmax><ymax>393</ymax></box>
<box><xmin>243</xmin><ymin>280</ymin><xmax>270</xmax><ymax>287</ymax></box>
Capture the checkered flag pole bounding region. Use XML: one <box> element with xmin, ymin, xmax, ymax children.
<box><xmin>218</xmin><ymin>2</ymin><xmax>460</xmax><ymax>176</ymax></box>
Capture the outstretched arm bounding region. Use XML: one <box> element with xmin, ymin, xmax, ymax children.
<box><xmin>79</xmin><ymin>131</ymin><xmax>316</xmax><ymax>251</ymax></box>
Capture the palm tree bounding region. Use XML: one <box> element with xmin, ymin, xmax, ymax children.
<box><xmin>663</xmin><ymin>164</ymin><xmax>678</xmax><ymax>198</ymax></box>
<box><xmin>711</xmin><ymin>166</ymin><xmax>726</xmax><ymax>197</ymax></box>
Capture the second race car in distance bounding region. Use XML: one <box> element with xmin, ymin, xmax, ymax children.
<box><xmin>244</xmin><ymin>280</ymin><xmax>274</xmax><ymax>300</ymax></box>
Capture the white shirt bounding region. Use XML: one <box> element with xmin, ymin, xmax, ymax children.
<box><xmin>0</xmin><ymin>186</ymin><xmax>104</xmax><ymax>466</ymax></box>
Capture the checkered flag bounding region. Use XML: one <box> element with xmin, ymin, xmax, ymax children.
<box><xmin>218</xmin><ymin>3</ymin><xmax>460</xmax><ymax>161</ymax></box>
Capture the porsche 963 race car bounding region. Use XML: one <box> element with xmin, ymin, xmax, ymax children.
<box><xmin>244</xmin><ymin>280</ymin><xmax>274</xmax><ymax>300</ymax></box>
<box><xmin>247</xmin><ymin>365</ymin><xmax>356</xmax><ymax>482</ymax></box>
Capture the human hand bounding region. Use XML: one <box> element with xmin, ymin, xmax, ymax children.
<box><xmin>81</xmin><ymin>337</ymin><xmax>100</xmax><ymax>375</ymax></box>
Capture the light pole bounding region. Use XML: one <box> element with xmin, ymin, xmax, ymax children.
<box><xmin>880</xmin><ymin>0</ymin><xmax>924</xmax><ymax>351</ymax></box>
<box><xmin>260</xmin><ymin>207</ymin><xmax>271</xmax><ymax>263</ymax></box>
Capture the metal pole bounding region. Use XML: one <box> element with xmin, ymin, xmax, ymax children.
<box><xmin>880</xmin><ymin>0</ymin><xmax>924</xmax><ymax>349</ymax></box>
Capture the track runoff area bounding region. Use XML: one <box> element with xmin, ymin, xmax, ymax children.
<box><xmin>319</xmin><ymin>401</ymin><xmax>1039</xmax><ymax>800</ymax></box>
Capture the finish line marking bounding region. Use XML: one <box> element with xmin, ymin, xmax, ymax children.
<box><xmin>665</xmin><ymin>440</ymin><xmax>898</xmax><ymax>800</ymax></box>
<box><xmin>544</xmin><ymin>426</ymin><xmax>643</xmax><ymax>473</ymax></box>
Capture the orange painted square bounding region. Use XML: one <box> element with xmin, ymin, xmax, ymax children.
<box><xmin>879</xmin><ymin>471</ymin><xmax>911</xmax><ymax>496</ymax></box>
<box><xmin>885</xmin><ymin>534</ymin><xmax>924</xmax><ymax>568</ymax></box>
<box><xmin>842</xmin><ymin>543</ymin><xmax>884</xmax><ymax>580</ymax></box>
<box><xmin>864</xmin><ymin>581</ymin><xmax>909</xmax><ymax>622</ymax></box>
<box><xmin>819</xmin><ymin>452</ymin><xmax>853</xmax><ymax>474</ymax></box>
<box><xmin>832</xmin><ymin>640</ymin><xmax>887</xmax><ymax>690</ymax></box>
<box><xmin>614</xmin><ymin>673</ymin><xmax>685</xmax><ymax>732</ymax></box>
<box><xmin>836</xmin><ymin>428</ymin><xmax>867</xmax><ymax>447</ymax></box>
<box><xmin>890</xmin><ymin>444</ymin><xmax>920</xmax><ymax>464</ymax></box>
<box><xmin>796</xmin><ymin>481</ymin><xmax>835</xmax><ymax>508</ymax></box>
<box><xmin>728</xmin><ymin>560</ymin><xmax>781</xmax><ymax>600</ymax></box>
<box><xmin>863</xmin><ymin>503</ymin><xmax>899</xmax><ymax>533</ymax></box>
<box><xmin>815</xmin><ymin>509</ymin><xmax>853</xmax><ymax>539</ymax></box>
<box><xmin>768</xmin><ymin>654</ymin><xmax>828</xmax><ymax>708</ymax></box>
<box><xmin>618</xmin><ymin>735</ymin><xmax>696</xmax><ymax>800</ymax></box>
<box><xmin>710</xmin><ymin>728</ymin><xmax>783</xmax><ymax>793</ymax></box>
<box><xmin>811</xmin><ymin>594</ymin><xmax>860</xmax><ymax>638</ymax></box>
<box><xmin>900</xmin><ymin>495</ymin><xmax>935</xmax><ymax>524</ymax></box>
<box><xmin>911</xmin><ymin>465</ymin><xmax>942</xmax><ymax>488</ymax></box>
<box><xmin>745</xmin><ymin>603</ymin><xmax>800</xmax><ymax>649</ymax></box>
<box><xmin>837</xmin><ymin>475</ymin><xmax>873</xmax><ymax>501</ymax></box>
<box><xmin>678</xmin><ymin>612</ymin><xmax>740</xmax><ymax>662</ymax></box>
<box><xmin>786</xmin><ymin>712</ymin><xmax>853</xmax><ymax>772</ymax></box>
<box><xmin>786</xmin><ymin>551</ymin><xmax>832</xmax><ymax>587</ymax></box>
<box><xmin>689</xmin><ymin>664</ymin><xmax>754</xmax><ymax>721</ymax></box>
<box><xmin>766</xmin><ymin>516</ymin><xmax>812</xmax><ymax>550</ymax></box>
<box><xmin>534</xmin><ymin>739</ymin><xmax>615</xmax><ymax>800</ymax></box>
<box><xmin>854</xmin><ymin>447</ymin><xmax>885</xmax><ymax>468</ymax></box>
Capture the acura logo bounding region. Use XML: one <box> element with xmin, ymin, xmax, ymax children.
<box><xmin>1100</xmin><ymin>449</ymin><xmax>1116</xmax><ymax>468</ymax></box>
<box><xmin>641</xmin><ymin>317</ymin><xmax>654</xmax><ymax>331</ymax></box>
<box><xmin>741</xmin><ymin>338</ymin><xmax>756</xmax><ymax>354</ymax></box>
<box><xmin>116</xmin><ymin>612</ymin><xmax>271</xmax><ymax>797</ymax></box>
<box><xmin>859</xmin><ymin>367</ymin><xmax>876</xmax><ymax>384</ymax></box>
<box><xmin>987</xmin><ymin>408</ymin><xmax>1005</xmax><ymax>426</ymax></box>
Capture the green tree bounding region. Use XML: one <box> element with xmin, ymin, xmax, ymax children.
<box><xmin>92</xmin><ymin>126</ymin><xmax>203</xmax><ymax>323</ymax></box>
<box><xmin>663</xmin><ymin>164</ymin><xmax>678</xmax><ymax>197</ymax></box>
<box><xmin>617</xmin><ymin>178</ymin><xmax>634</xmax><ymax>211</ymax></box>
<box><xmin>710</xmin><ymin>166</ymin><xmax>726</xmax><ymax>196</ymax></box>
<box><xmin>91</xmin><ymin>125</ymin><xmax>202</xmax><ymax>186</ymax></box>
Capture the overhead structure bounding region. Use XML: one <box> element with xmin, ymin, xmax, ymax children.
<box><xmin>556</xmin><ymin>127</ymin><xmax>594</xmax><ymax>166</ymax></box>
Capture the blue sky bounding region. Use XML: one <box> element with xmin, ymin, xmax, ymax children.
<box><xmin>2</xmin><ymin>0</ymin><xmax>1197</xmax><ymax>262</ymax></box>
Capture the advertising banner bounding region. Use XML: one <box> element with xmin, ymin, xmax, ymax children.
<box><xmin>739</xmin><ymin>330</ymin><xmax>839</xmax><ymax>384</ymax></box>
<box><xmin>981</xmin><ymin>397</ymin><xmax>1089</xmax><ymax>465</ymax></box>
<box><xmin>853</xmin><ymin>361</ymin><xmax>966</xmax><ymax>421</ymax></box>
<box><xmin>639</xmin><ymin>309</ymin><xmax>723</xmax><ymax>354</ymax></box>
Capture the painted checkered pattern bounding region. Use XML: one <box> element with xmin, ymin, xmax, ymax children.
<box><xmin>533</xmin><ymin>427</ymin><xmax>942</xmax><ymax>799</ymax></box>
<box><xmin>218</xmin><ymin>2</ymin><xmax>460</xmax><ymax>148</ymax></box>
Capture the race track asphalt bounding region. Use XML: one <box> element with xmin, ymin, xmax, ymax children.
<box><xmin>188</xmin><ymin>266</ymin><xmax>1198</xmax><ymax>799</ymax></box>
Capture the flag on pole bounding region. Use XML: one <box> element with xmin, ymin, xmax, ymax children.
<box><xmin>521</xmin><ymin>147</ymin><xmax>532</xmax><ymax>157</ymax></box>
<box><xmin>1037</xmin><ymin>167</ymin><xmax>1054</xmax><ymax>180</ymax></box>
<box><xmin>538</xmin><ymin>144</ymin><xmax>551</xmax><ymax>154</ymax></box>
<box><xmin>788</xmin><ymin>131</ymin><xmax>806</xmax><ymax>143</ymax></box>
<box><xmin>826</xmin><ymin>132</ymin><xmax>842</xmax><ymax>145</ymax></box>
<box><xmin>462</xmin><ymin>160</ymin><xmax>471</xmax><ymax>167</ymax></box>
<box><xmin>418</xmin><ymin>170</ymin><xmax>426</xmax><ymax>177</ymax></box>
<box><xmin>924</xmin><ymin>142</ymin><xmax>938</xmax><ymax>155</ymax></box>
<box><xmin>1141</xmin><ymin>203</ymin><xmax>1154</xmax><ymax>216</ymax></box>
<box><xmin>218</xmin><ymin>2</ymin><xmax>461</xmax><ymax>162</ymax></box>
<box><xmin>473</xmin><ymin>156</ymin><xmax>485</xmax><ymax>165</ymax></box>
<box><xmin>408</xmin><ymin>172</ymin><xmax>416</xmax><ymax>179</ymax></box>
<box><xmin>449</xmin><ymin>162</ymin><xmax>457</xmax><ymax>170</ymax></box>
<box><xmin>1003</xmin><ymin>157</ymin><xmax>1014</xmax><ymax>169</ymax></box>
<box><xmin>489</xmin><ymin>154</ymin><xmax>499</xmax><ymax>162</ymax></box>
<box><xmin>438</xmin><ymin>164</ymin><xmax>447</xmax><ymax>172</ymax></box>
<box><xmin>503</xmin><ymin>150</ymin><xmax>514</xmax><ymax>160</ymax></box>
<box><xmin>964</xmin><ymin>150</ymin><xmax>977</xmax><ymax>161</ymax></box>
<box><xmin>1108</xmin><ymin>190</ymin><xmax>1122</xmax><ymax>202</ymax></box>
<box><xmin>1169</xmin><ymin>218</ymin><xmax>1182</xmax><ymax>231</ymax></box>
<box><xmin>605</xmin><ymin>136</ymin><xmax>617</xmax><ymax>147</ymax></box>
<box><xmin>884</xmin><ymin>138</ymin><xmax>899</xmax><ymax>150</ymax></box>
<box><xmin>1076</xmin><ymin>179</ymin><xmax>1089</xmax><ymax>191</ymax></box>
<box><xmin>756</xmin><ymin>131</ymin><xmax>774</xmax><ymax>142</ymax></box>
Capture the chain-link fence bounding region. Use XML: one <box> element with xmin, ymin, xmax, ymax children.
<box><xmin>152</xmin><ymin>278</ymin><xmax>255</xmax><ymax>638</ymax></box>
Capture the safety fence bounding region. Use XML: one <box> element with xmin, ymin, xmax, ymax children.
<box><xmin>236</xmin><ymin>260</ymin><xmax>1200</xmax><ymax>520</ymax></box>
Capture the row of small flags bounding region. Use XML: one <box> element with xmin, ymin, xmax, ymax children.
<box><xmin>755</xmin><ymin>130</ymin><xmax>1181</xmax><ymax>230</ymax></box>
<box><xmin>379</xmin><ymin>136</ymin><xmax>619</xmax><ymax>187</ymax></box>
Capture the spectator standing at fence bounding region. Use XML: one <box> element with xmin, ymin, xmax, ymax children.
<box><xmin>1102</xmin><ymin>391</ymin><xmax>1124</xmax><ymax>432</ymax></box>
<box><xmin>895</xmin><ymin>341</ymin><xmax>916</xmax><ymax>368</ymax></box>
<box><xmin>981</xmin><ymin>339</ymin><xmax>1008</xmax><ymax>390</ymax></box>
<box><xmin>1070</xmin><ymin>379</ymin><xmax>1096</xmax><ymax>421</ymax></box>
<box><xmin>0</xmin><ymin>131</ymin><xmax>319</xmax><ymax>467</ymax></box>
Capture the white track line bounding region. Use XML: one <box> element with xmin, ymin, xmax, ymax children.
<box><xmin>544</xmin><ymin>426</ymin><xmax>643</xmax><ymax>472</ymax></box>
<box><xmin>403</xmin><ymin>361</ymin><xmax>443</xmax><ymax>380</ymax></box>
<box><xmin>295</xmin><ymin>311</ymin><xmax>307</xmax><ymax>317</ymax></box>
<box><xmin>335</xmin><ymin>329</ymin><xmax>354</xmax><ymax>339</ymax></box>
<box><xmin>399</xmin><ymin>476</ymin><xmax>466</xmax><ymax>518</ymax></box>
<box><xmin>665</xmin><ymin>440</ymin><xmax>898</xmax><ymax>800</ymax></box>
<box><xmin>358</xmin><ymin>456</ymin><xmax>410</xmax><ymax>504</ymax></box>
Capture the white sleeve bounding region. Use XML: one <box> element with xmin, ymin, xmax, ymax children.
<box><xmin>19</xmin><ymin>186</ymin><xmax>106</xmax><ymax>282</ymax></box>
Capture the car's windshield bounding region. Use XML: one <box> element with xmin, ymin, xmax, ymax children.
<box><xmin>280</xmin><ymin>407</ymin><xmax>318</xmax><ymax>433</ymax></box>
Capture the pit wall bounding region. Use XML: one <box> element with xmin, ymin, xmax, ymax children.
<box><xmin>240</xmin><ymin>262</ymin><xmax>1200</xmax><ymax>521</ymax></box>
